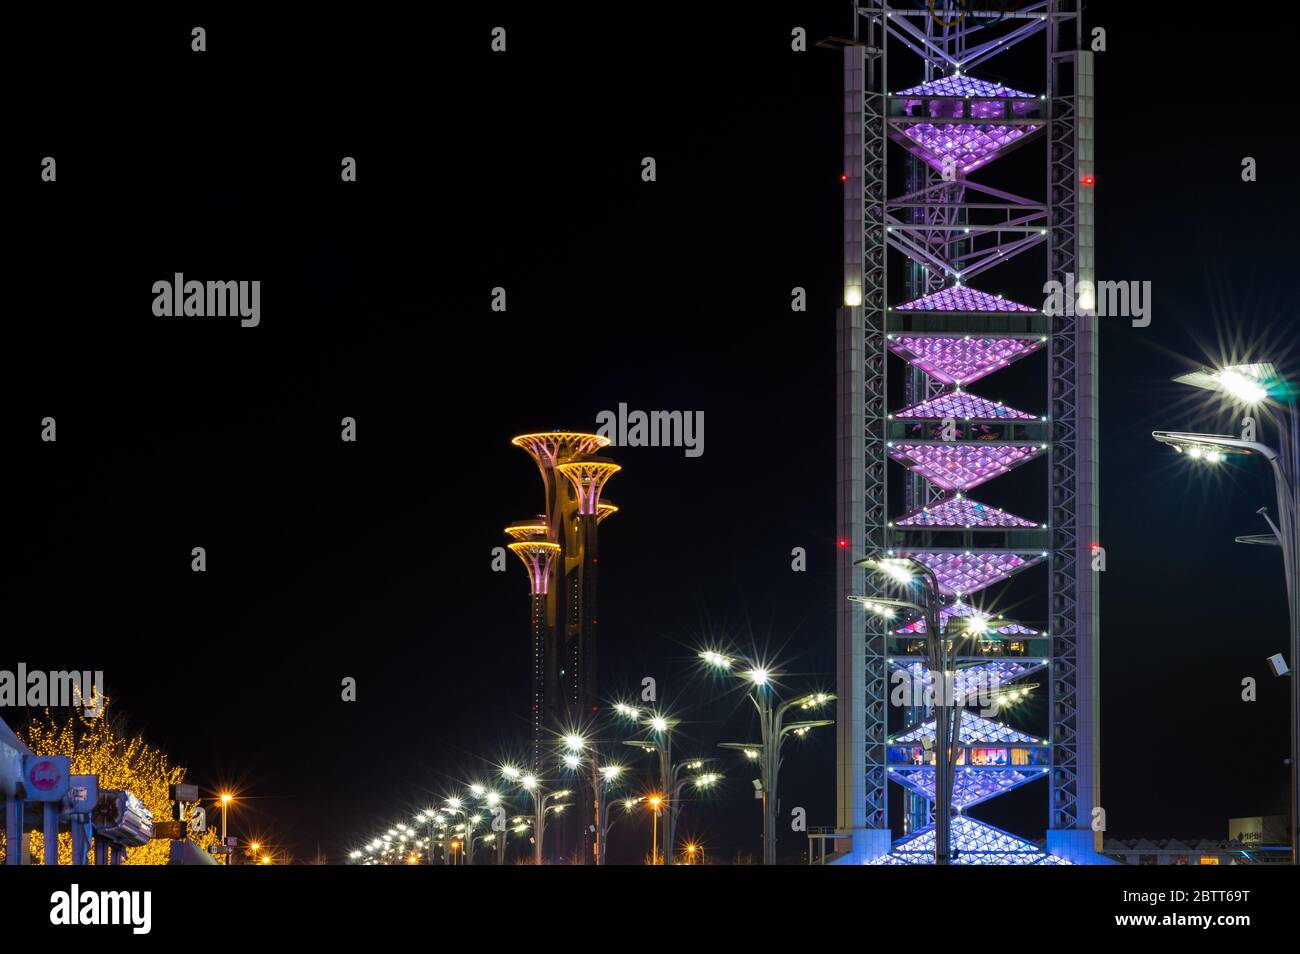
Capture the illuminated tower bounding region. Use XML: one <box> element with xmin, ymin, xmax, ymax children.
<box><xmin>556</xmin><ymin>458</ymin><xmax>621</xmax><ymax>713</ymax></box>
<box><xmin>506</xmin><ymin>519</ymin><xmax>557</xmax><ymax>769</ymax></box>
<box><xmin>835</xmin><ymin>2</ymin><xmax>1104</xmax><ymax>864</ymax></box>
<box><xmin>509</xmin><ymin>433</ymin><xmax>619</xmax><ymax>768</ymax></box>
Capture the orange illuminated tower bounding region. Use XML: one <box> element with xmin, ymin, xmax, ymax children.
<box><xmin>509</xmin><ymin>433</ymin><xmax>619</xmax><ymax>771</ymax></box>
<box><xmin>506</xmin><ymin>519</ymin><xmax>559</xmax><ymax>769</ymax></box>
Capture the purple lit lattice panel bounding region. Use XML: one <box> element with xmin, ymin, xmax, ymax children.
<box><xmin>867</xmin><ymin>817</ymin><xmax>1072</xmax><ymax>865</ymax></box>
<box><xmin>895</xmin><ymin>497</ymin><xmax>1038</xmax><ymax>529</ymax></box>
<box><xmin>894</xmin><ymin>392</ymin><xmax>1036</xmax><ymax>421</ymax></box>
<box><xmin>888</xmin><ymin>335</ymin><xmax>1043</xmax><ymax>386</ymax></box>
<box><xmin>900</xmin><ymin>550</ymin><xmax>1045</xmax><ymax>596</ymax></box>
<box><xmin>887</xmin><ymin>444</ymin><xmax>1042</xmax><ymax>492</ymax></box>
<box><xmin>895</xmin><ymin>122</ymin><xmax>1042</xmax><ymax>175</ymax></box>
<box><xmin>895</xmin><ymin>286</ymin><xmax>1037</xmax><ymax>313</ymax></box>
<box><xmin>890</xmin><ymin>767</ymin><xmax>1042</xmax><ymax>809</ymax></box>
<box><xmin>897</xmin><ymin>76</ymin><xmax>1036</xmax><ymax>99</ymax></box>
<box><xmin>894</xmin><ymin>599</ymin><xmax>1039</xmax><ymax>634</ymax></box>
<box><xmin>894</xmin><ymin>711</ymin><xmax>1041</xmax><ymax>746</ymax></box>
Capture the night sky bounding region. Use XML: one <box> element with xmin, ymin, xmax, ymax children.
<box><xmin>8</xmin><ymin>3</ymin><xmax>1298</xmax><ymax>862</ymax></box>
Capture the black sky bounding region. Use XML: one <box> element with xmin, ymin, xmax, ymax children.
<box><xmin>8</xmin><ymin>2</ymin><xmax>1299</xmax><ymax>862</ymax></box>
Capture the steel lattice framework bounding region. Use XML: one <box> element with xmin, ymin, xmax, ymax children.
<box><xmin>835</xmin><ymin>1</ymin><xmax>1100</xmax><ymax>864</ymax></box>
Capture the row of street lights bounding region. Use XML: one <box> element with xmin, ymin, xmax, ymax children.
<box><xmin>352</xmin><ymin>648</ymin><xmax>836</xmax><ymax>864</ymax></box>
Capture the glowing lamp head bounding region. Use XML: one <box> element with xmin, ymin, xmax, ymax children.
<box><xmin>501</xmin><ymin>765</ymin><xmax>521</xmax><ymax>781</ymax></box>
<box><xmin>746</xmin><ymin>667</ymin><xmax>771</xmax><ymax>687</ymax></box>
<box><xmin>562</xmin><ymin>733</ymin><xmax>586</xmax><ymax>752</ymax></box>
<box><xmin>1217</xmin><ymin>368</ymin><xmax>1269</xmax><ymax>404</ymax></box>
<box><xmin>845</xmin><ymin>286</ymin><xmax>863</xmax><ymax>308</ymax></box>
<box><xmin>877</xmin><ymin>559</ymin><xmax>915</xmax><ymax>585</ymax></box>
<box><xmin>562</xmin><ymin>753</ymin><xmax>581</xmax><ymax>770</ymax></box>
<box><xmin>649</xmin><ymin>715</ymin><xmax>669</xmax><ymax>733</ymax></box>
<box><xmin>699</xmin><ymin>650</ymin><xmax>732</xmax><ymax>670</ymax></box>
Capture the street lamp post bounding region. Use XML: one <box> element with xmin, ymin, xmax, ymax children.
<box><xmin>850</xmin><ymin>556</ymin><xmax>959</xmax><ymax>864</ymax></box>
<box><xmin>560</xmin><ymin>732</ymin><xmax>626</xmax><ymax>866</ymax></box>
<box><xmin>1153</xmin><ymin>361</ymin><xmax>1300</xmax><ymax>865</ymax></box>
<box><xmin>620</xmin><ymin>709</ymin><xmax>680</xmax><ymax>863</ymax></box>
<box><xmin>500</xmin><ymin>765</ymin><xmax>569</xmax><ymax>865</ymax></box>
<box><xmin>700</xmin><ymin>651</ymin><xmax>834</xmax><ymax>865</ymax></box>
<box><xmin>218</xmin><ymin>793</ymin><xmax>232</xmax><ymax>866</ymax></box>
<box><xmin>647</xmin><ymin>793</ymin><xmax>664</xmax><ymax>864</ymax></box>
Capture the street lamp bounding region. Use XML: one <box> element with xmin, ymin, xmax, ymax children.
<box><xmin>558</xmin><ymin>730</ymin><xmax>627</xmax><ymax>865</ymax></box>
<box><xmin>218</xmin><ymin>792</ymin><xmax>233</xmax><ymax>866</ymax></box>
<box><xmin>1154</xmin><ymin>361</ymin><xmax>1299</xmax><ymax>865</ymax></box>
<box><xmin>500</xmin><ymin>765</ymin><xmax>569</xmax><ymax>865</ymax></box>
<box><xmin>620</xmin><ymin>709</ymin><xmax>711</xmax><ymax>864</ymax></box>
<box><xmin>701</xmin><ymin>650</ymin><xmax>834</xmax><ymax>865</ymax></box>
<box><xmin>852</xmin><ymin>554</ymin><xmax>959</xmax><ymax>864</ymax></box>
<box><xmin>646</xmin><ymin>792</ymin><xmax>665</xmax><ymax>865</ymax></box>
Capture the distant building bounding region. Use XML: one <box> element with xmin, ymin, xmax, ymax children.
<box><xmin>1105</xmin><ymin>818</ymin><xmax>1290</xmax><ymax>864</ymax></box>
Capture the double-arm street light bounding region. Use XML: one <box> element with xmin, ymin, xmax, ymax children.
<box><xmin>560</xmin><ymin>731</ymin><xmax>627</xmax><ymax>866</ymax></box>
<box><xmin>500</xmin><ymin>765</ymin><xmax>569</xmax><ymax>865</ymax></box>
<box><xmin>1153</xmin><ymin>361</ymin><xmax>1299</xmax><ymax>864</ymax></box>
<box><xmin>699</xmin><ymin>651</ymin><xmax>834</xmax><ymax>865</ymax></box>
<box><xmin>619</xmin><ymin>708</ymin><xmax>719</xmax><ymax>864</ymax></box>
<box><xmin>851</xmin><ymin>555</ymin><xmax>958</xmax><ymax>864</ymax></box>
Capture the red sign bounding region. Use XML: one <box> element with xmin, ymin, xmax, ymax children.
<box><xmin>22</xmin><ymin>755</ymin><xmax>70</xmax><ymax>801</ymax></box>
<box><xmin>29</xmin><ymin>759</ymin><xmax>62</xmax><ymax>791</ymax></box>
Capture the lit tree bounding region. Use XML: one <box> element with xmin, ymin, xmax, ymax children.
<box><xmin>14</xmin><ymin>699</ymin><xmax>218</xmax><ymax>865</ymax></box>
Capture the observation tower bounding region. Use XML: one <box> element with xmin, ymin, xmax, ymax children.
<box><xmin>834</xmin><ymin>2</ymin><xmax>1104</xmax><ymax>864</ymax></box>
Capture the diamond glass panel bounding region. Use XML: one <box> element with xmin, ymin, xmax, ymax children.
<box><xmin>897</xmin><ymin>76</ymin><xmax>1036</xmax><ymax>99</ymax></box>
<box><xmin>894</xmin><ymin>711</ymin><xmax>1041</xmax><ymax>746</ymax></box>
<box><xmin>897</xmin><ymin>122</ymin><xmax>1042</xmax><ymax>174</ymax></box>
<box><xmin>895</xmin><ymin>286</ymin><xmax>1036</xmax><ymax>313</ymax></box>
<box><xmin>890</xmin><ymin>768</ymin><xmax>1041</xmax><ymax>808</ymax></box>
<box><xmin>887</xmin><ymin>444</ymin><xmax>1042</xmax><ymax>492</ymax></box>
<box><xmin>894</xmin><ymin>392</ymin><xmax>1036</xmax><ymax>421</ymax></box>
<box><xmin>895</xmin><ymin>497</ymin><xmax>1038</xmax><ymax>529</ymax></box>
<box><xmin>901</xmin><ymin>550</ymin><xmax>1045</xmax><ymax>596</ymax></box>
<box><xmin>869</xmin><ymin>817</ymin><xmax>1073</xmax><ymax>865</ymax></box>
<box><xmin>888</xmin><ymin>335</ymin><xmax>1043</xmax><ymax>386</ymax></box>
